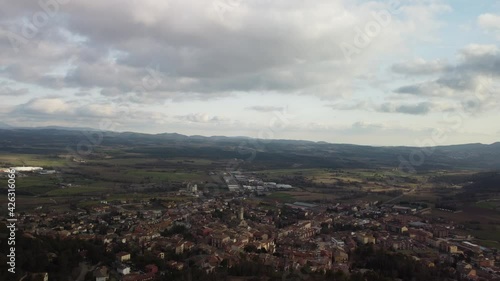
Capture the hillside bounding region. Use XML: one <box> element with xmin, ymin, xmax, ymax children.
<box><xmin>0</xmin><ymin>128</ymin><xmax>499</xmax><ymax>171</ymax></box>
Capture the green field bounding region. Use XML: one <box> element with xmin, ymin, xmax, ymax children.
<box><xmin>475</xmin><ymin>201</ymin><xmax>500</xmax><ymax>211</ymax></box>
<box><xmin>45</xmin><ymin>186</ymin><xmax>110</xmax><ymax>196</ymax></box>
<box><xmin>266</xmin><ymin>192</ymin><xmax>296</xmax><ymax>202</ymax></box>
<box><xmin>126</xmin><ymin>170</ymin><xmax>210</xmax><ymax>182</ymax></box>
<box><xmin>0</xmin><ymin>153</ymin><xmax>68</xmax><ymax>168</ymax></box>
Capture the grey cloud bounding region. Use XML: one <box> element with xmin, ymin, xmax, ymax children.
<box><xmin>0</xmin><ymin>87</ymin><xmax>29</xmax><ymax>96</ymax></box>
<box><xmin>391</xmin><ymin>59</ymin><xmax>451</xmax><ymax>75</ymax></box>
<box><xmin>377</xmin><ymin>102</ymin><xmax>432</xmax><ymax>115</ymax></box>
<box><xmin>352</xmin><ymin>121</ymin><xmax>384</xmax><ymax>131</ymax></box>
<box><xmin>100</xmin><ymin>88</ymin><xmax>123</xmax><ymax>97</ymax></box>
<box><xmin>394</xmin><ymin>45</ymin><xmax>500</xmax><ymax>98</ymax></box>
<box><xmin>74</xmin><ymin>91</ymin><xmax>92</xmax><ymax>97</ymax></box>
<box><xmin>329</xmin><ymin>100</ymin><xmax>436</xmax><ymax>115</ymax></box>
<box><xmin>0</xmin><ymin>0</ymin><xmax>451</xmax><ymax>101</ymax></box>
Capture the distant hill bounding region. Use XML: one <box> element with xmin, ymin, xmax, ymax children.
<box><xmin>0</xmin><ymin>122</ymin><xmax>12</xmax><ymax>129</ymax></box>
<box><xmin>0</xmin><ymin>127</ymin><xmax>499</xmax><ymax>170</ymax></box>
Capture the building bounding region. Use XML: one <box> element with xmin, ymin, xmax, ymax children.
<box><xmin>239</xmin><ymin>207</ymin><xmax>244</xmax><ymax>221</ymax></box>
<box><xmin>210</xmin><ymin>233</ymin><xmax>230</xmax><ymax>248</ymax></box>
<box><xmin>356</xmin><ymin>233</ymin><xmax>376</xmax><ymax>244</ymax></box>
<box><xmin>116</xmin><ymin>252</ymin><xmax>131</xmax><ymax>262</ymax></box>
<box><xmin>10</xmin><ymin>166</ymin><xmax>43</xmax><ymax>172</ymax></box>
<box><xmin>333</xmin><ymin>249</ymin><xmax>349</xmax><ymax>263</ymax></box>
<box><xmin>186</xmin><ymin>183</ymin><xmax>198</xmax><ymax>193</ymax></box>
<box><xmin>117</xmin><ymin>264</ymin><xmax>131</xmax><ymax>275</ymax></box>
<box><xmin>93</xmin><ymin>266</ymin><xmax>109</xmax><ymax>281</ymax></box>
<box><xmin>276</xmin><ymin>184</ymin><xmax>293</xmax><ymax>189</ymax></box>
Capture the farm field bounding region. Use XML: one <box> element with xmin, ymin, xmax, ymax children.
<box><xmin>424</xmin><ymin>206</ymin><xmax>500</xmax><ymax>247</ymax></box>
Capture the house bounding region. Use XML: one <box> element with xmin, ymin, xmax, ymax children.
<box><xmin>333</xmin><ymin>249</ymin><xmax>349</xmax><ymax>263</ymax></box>
<box><xmin>116</xmin><ymin>251</ymin><xmax>131</xmax><ymax>262</ymax></box>
<box><xmin>457</xmin><ymin>261</ymin><xmax>477</xmax><ymax>279</ymax></box>
<box><xmin>117</xmin><ymin>264</ymin><xmax>131</xmax><ymax>275</ymax></box>
<box><xmin>210</xmin><ymin>233</ymin><xmax>230</xmax><ymax>248</ymax></box>
<box><xmin>93</xmin><ymin>266</ymin><xmax>109</xmax><ymax>281</ymax></box>
<box><xmin>386</xmin><ymin>223</ymin><xmax>408</xmax><ymax>234</ymax></box>
<box><xmin>356</xmin><ymin>233</ymin><xmax>376</xmax><ymax>244</ymax></box>
<box><xmin>175</xmin><ymin>242</ymin><xmax>184</xmax><ymax>254</ymax></box>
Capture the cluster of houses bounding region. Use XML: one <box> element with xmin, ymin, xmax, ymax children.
<box><xmin>6</xmin><ymin>192</ymin><xmax>500</xmax><ymax>280</ymax></box>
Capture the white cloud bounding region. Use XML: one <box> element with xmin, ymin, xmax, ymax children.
<box><xmin>246</xmin><ymin>106</ymin><xmax>285</xmax><ymax>112</ymax></box>
<box><xmin>459</xmin><ymin>44</ymin><xmax>499</xmax><ymax>58</ymax></box>
<box><xmin>175</xmin><ymin>113</ymin><xmax>229</xmax><ymax>123</ymax></box>
<box><xmin>478</xmin><ymin>13</ymin><xmax>500</xmax><ymax>39</ymax></box>
<box><xmin>20</xmin><ymin>98</ymin><xmax>73</xmax><ymax>115</ymax></box>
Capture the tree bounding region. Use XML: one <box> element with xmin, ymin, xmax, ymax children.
<box><xmin>244</xmin><ymin>244</ymin><xmax>258</xmax><ymax>253</ymax></box>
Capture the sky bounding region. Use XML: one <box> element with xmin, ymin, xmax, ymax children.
<box><xmin>0</xmin><ymin>0</ymin><xmax>499</xmax><ymax>146</ymax></box>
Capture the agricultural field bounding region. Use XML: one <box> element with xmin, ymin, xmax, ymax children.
<box><xmin>0</xmin><ymin>150</ymin><xmax>223</xmax><ymax>211</ymax></box>
<box><xmin>475</xmin><ymin>200</ymin><xmax>500</xmax><ymax>211</ymax></box>
<box><xmin>424</xmin><ymin>206</ymin><xmax>500</xmax><ymax>247</ymax></box>
<box><xmin>0</xmin><ymin>153</ymin><xmax>68</xmax><ymax>168</ymax></box>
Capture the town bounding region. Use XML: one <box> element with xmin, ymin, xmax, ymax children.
<box><xmin>4</xmin><ymin>168</ymin><xmax>499</xmax><ymax>281</ymax></box>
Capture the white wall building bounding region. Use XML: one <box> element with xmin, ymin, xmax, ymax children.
<box><xmin>10</xmin><ymin>167</ymin><xmax>43</xmax><ymax>172</ymax></box>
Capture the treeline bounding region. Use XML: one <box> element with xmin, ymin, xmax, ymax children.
<box><xmin>0</xmin><ymin>226</ymin><xmax>113</xmax><ymax>281</ymax></box>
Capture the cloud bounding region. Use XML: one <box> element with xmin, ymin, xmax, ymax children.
<box><xmin>329</xmin><ymin>98</ymin><xmax>461</xmax><ymax>115</ymax></box>
<box><xmin>17</xmin><ymin>98</ymin><xmax>73</xmax><ymax>115</ymax></box>
<box><xmin>246</xmin><ymin>106</ymin><xmax>285</xmax><ymax>112</ymax></box>
<box><xmin>0</xmin><ymin>0</ymin><xmax>451</xmax><ymax>102</ymax></box>
<box><xmin>100</xmin><ymin>87</ymin><xmax>123</xmax><ymax>97</ymax></box>
<box><xmin>328</xmin><ymin>101</ymin><xmax>370</xmax><ymax>111</ymax></box>
<box><xmin>351</xmin><ymin>121</ymin><xmax>385</xmax><ymax>131</ymax></box>
<box><xmin>0</xmin><ymin>86</ymin><xmax>29</xmax><ymax>96</ymax></box>
<box><xmin>394</xmin><ymin>81</ymin><xmax>456</xmax><ymax>96</ymax></box>
<box><xmin>391</xmin><ymin>58</ymin><xmax>451</xmax><ymax>75</ymax></box>
<box><xmin>175</xmin><ymin>113</ymin><xmax>228</xmax><ymax>123</ymax></box>
<box><xmin>393</xmin><ymin>45</ymin><xmax>500</xmax><ymax>102</ymax></box>
<box><xmin>12</xmin><ymin>97</ymin><xmax>163</xmax><ymax>120</ymax></box>
<box><xmin>377</xmin><ymin>102</ymin><xmax>433</xmax><ymax>115</ymax></box>
<box><xmin>478</xmin><ymin>13</ymin><xmax>500</xmax><ymax>39</ymax></box>
<box><xmin>460</xmin><ymin>43</ymin><xmax>499</xmax><ymax>58</ymax></box>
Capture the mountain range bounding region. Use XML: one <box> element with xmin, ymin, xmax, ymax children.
<box><xmin>0</xmin><ymin>123</ymin><xmax>499</xmax><ymax>171</ymax></box>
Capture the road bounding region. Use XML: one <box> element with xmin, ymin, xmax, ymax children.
<box><xmin>384</xmin><ymin>187</ymin><xmax>416</xmax><ymax>205</ymax></box>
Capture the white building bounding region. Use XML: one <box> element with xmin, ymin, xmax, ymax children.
<box><xmin>186</xmin><ymin>183</ymin><xmax>198</xmax><ymax>193</ymax></box>
<box><xmin>10</xmin><ymin>167</ymin><xmax>43</xmax><ymax>172</ymax></box>
<box><xmin>117</xmin><ymin>265</ymin><xmax>130</xmax><ymax>275</ymax></box>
